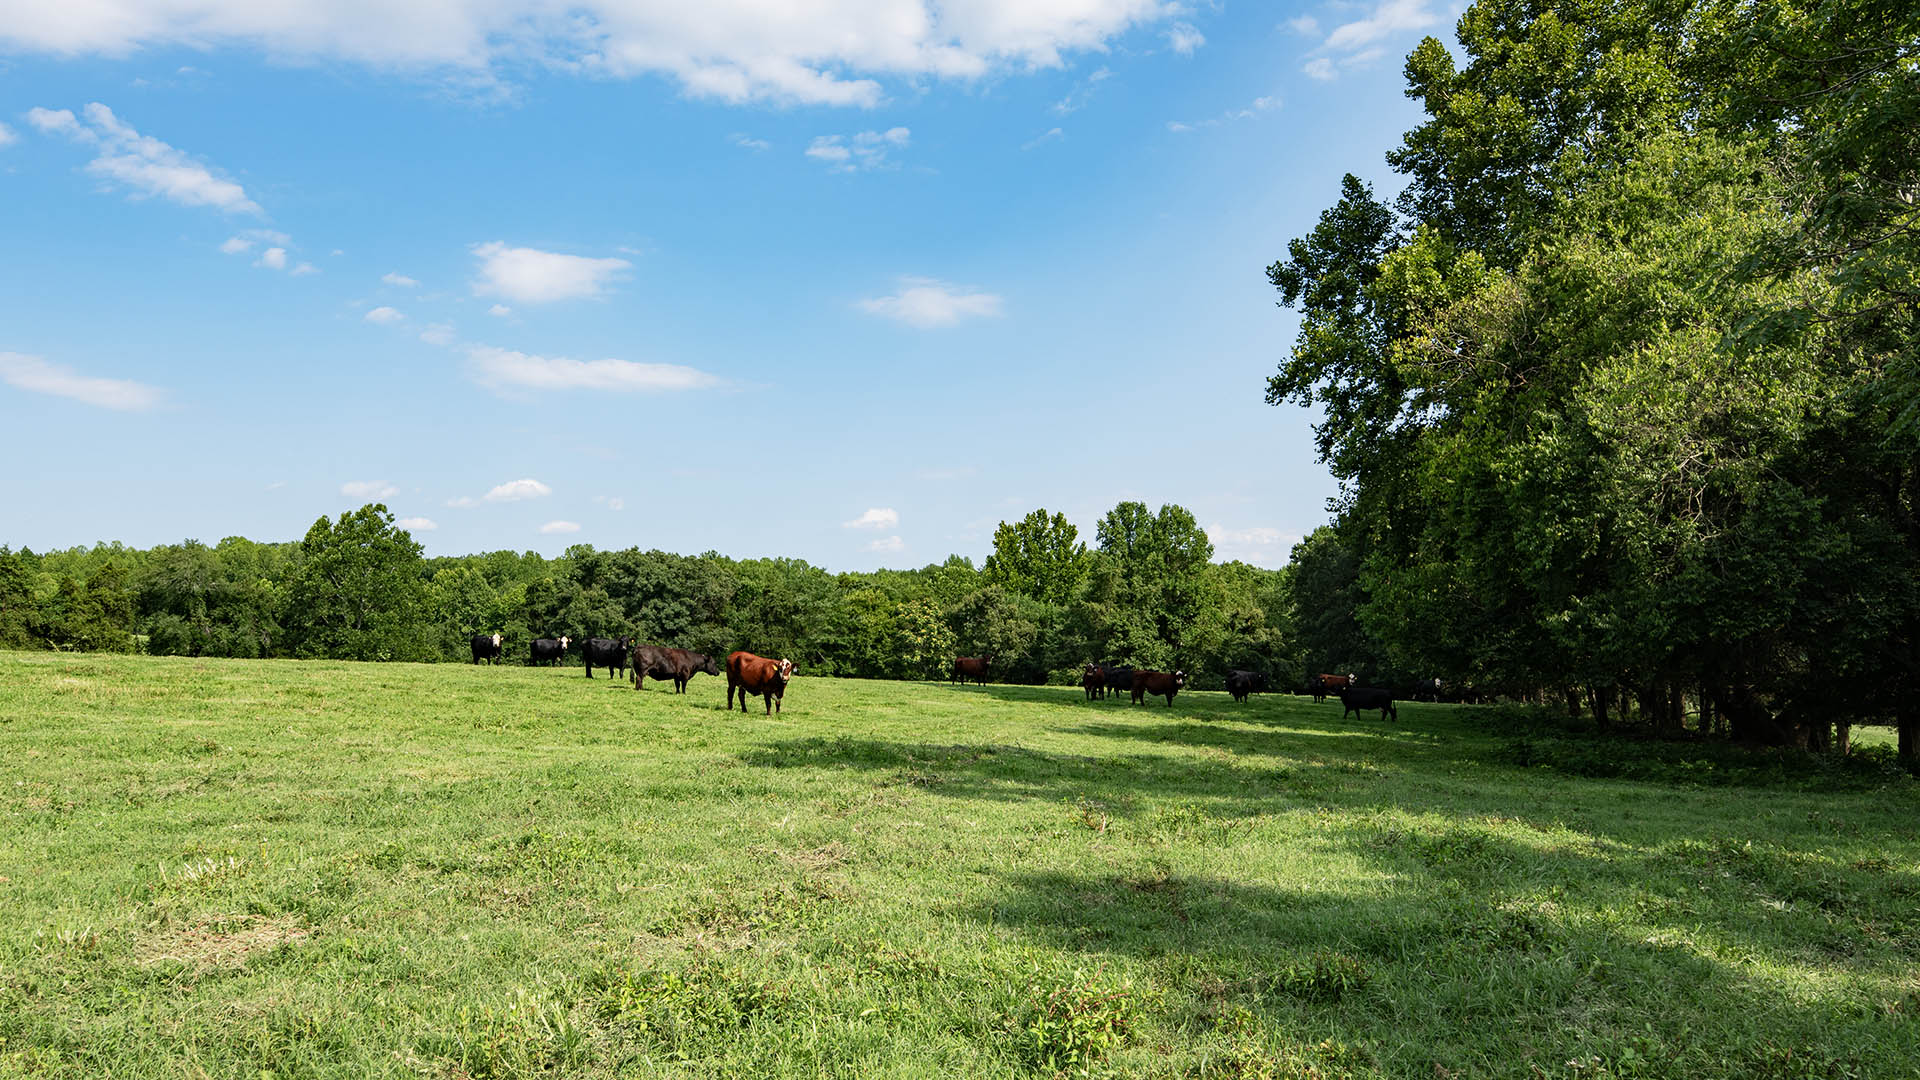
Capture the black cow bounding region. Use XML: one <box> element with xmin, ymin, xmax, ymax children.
<box><xmin>470</xmin><ymin>633</ymin><xmax>503</xmax><ymax>665</ymax></box>
<box><xmin>1338</xmin><ymin>686</ymin><xmax>1398</xmax><ymax>722</ymax></box>
<box><xmin>1132</xmin><ymin>669</ymin><xmax>1186</xmax><ymax>706</ymax></box>
<box><xmin>1410</xmin><ymin>677</ymin><xmax>1443</xmax><ymax>702</ymax></box>
<box><xmin>583</xmin><ymin>636</ymin><xmax>634</xmax><ymax>680</ymax></box>
<box><xmin>952</xmin><ymin>656</ymin><xmax>992</xmax><ymax>685</ymax></box>
<box><xmin>664</xmin><ymin>649</ymin><xmax>721</xmax><ymax>693</ymax></box>
<box><xmin>529</xmin><ymin>635</ymin><xmax>571</xmax><ymax>666</ymax></box>
<box><xmin>1098</xmin><ymin>665</ymin><xmax>1134</xmax><ymax>702</ymax></box>
<box><xmin>1225</xmin><ymin>669</ymin><xmax>1268</xmax><ymax>703</ymax></box>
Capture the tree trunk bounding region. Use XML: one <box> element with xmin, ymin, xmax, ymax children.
<box><xmin>1835</xmin><ymin>722</ymin><xmax>1852</xmax><ymax>756</ymax></box>
<box><xmin>1591</xmin><ymin>685</ymin><xmax>1611</xmax><ymax>729</ymax></box>
<box><xmin>1668</xmin><ymin>684</ymin><xmax>1686</xmax><ymax>734</ymax></box>
<box><xmin>1565</xmin><ymin>687</ymin><xmax>1582</xmax><ymax>720</ymax></box>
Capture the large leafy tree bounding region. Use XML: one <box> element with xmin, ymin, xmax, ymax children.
<box><xmin>281</xmin><ymin>505</ymin><xmax>432</xmax><ymax>661</ymax></box>
<box><xmin>983</xmin><ymin>509</ymin><xmax>1091</xmax><ymax>606</ymax></box>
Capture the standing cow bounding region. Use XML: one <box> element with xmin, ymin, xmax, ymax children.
<box><xmin>1131</xmin><ymin>669</ymin><xmax>1187</xmax><ymax>706</ymax></box>
<box><xmin>1098</xmin><ymin>665</ymin><xmax>1134</xmax><ymax>702</ymax></box>
<box><xmin>728</xmin><ymin>651</ymin><xmax>794</xmax><ymax>714</ymax></box>
<box><xmin>1309</xmin><ymin>673</ymin><xmax>1355</xmax><ymax>704</ymax></box>
<box><xmin>1081</xmin><ymin>664</ymin><xmax>1106</xmax><ymax>700</ymax></box>
<box><xmin>1338</xmin><ymin>685</ymin><xmax>1398</xmax><ymax>722</ymax></box>
<box><xmin>631</xmin><ymin>644</ymin><xmax>676</xmax><ymax>691</ymax></box>
<box><xmin>1225</xmin><ymin>670</ymin><xmax>1268</xmax><ymax>703</ymax></box>
<box><xmin>952</xmin><ymin>656</ymin><xmax>993</xmax><ymax>686</ymax></box>
<box><xmin>664</xmin><ymin>648</ymin><xmax>721</xmax><ymax>693</ymax></box>
<box><xmin>583</xmin><ymin>636</ymin><xmax>634</xmax><ymax>680</ymax></box>
<box><xmin>529</xmin><ymin>636</ymin><xmax>571</xmax><ymax>666</ymax></box>
<box><xmin>470</xmin><ymin>633</ymin><xmax>503</xmax><ymax>665</ymax></box>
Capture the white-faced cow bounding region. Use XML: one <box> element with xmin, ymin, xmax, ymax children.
<box><xmin>470</xmin><ymin>633</ymin><xmax>504</xmax><ymax>665</ymax></box>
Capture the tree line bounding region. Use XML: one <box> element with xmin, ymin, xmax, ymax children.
<box><xmin>1266</xmin><ymin>0</ymin><xmax>1919</xmax><ymax>764</ymax></box>
<box><xmin>0</xmin><ymin>501</ymin><xmax>1301</xmax><ymax>690</ymax></box>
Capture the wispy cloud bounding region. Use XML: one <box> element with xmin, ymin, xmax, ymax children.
<box><xmin>592</xmin><ymin>494</ymin><xmax>626</xmax><ymax>511</ymax></box>
<box><xmin>857</xmin><ymin>277</ymin><xmax>1004</xmax><ymax>328</ymax></box>
<box><xmin>364</xmin><ymin>306</ymin><xmax>404</xmax><ymax>325</ymax></box>
<box><xmin>419</xmin><ymin>323</ymin><xmax>456</xmax><ymax>346</ymax></box>
<box><xmin>470</xmin><ymin>241</ymin><xmax>630</xmax><ymax>303</ymax></box>
<box><xmin>0</xmin><ymin>122</ymin><xmax>17</xmax><ymax>148</ymax></box>
<box><xmin>866</xmin><ymin>535</ymin><xmax>905</xmax><ymax>553</ymax></box>
<box><xmin>806</xmin><ymin>127</ymin><xmax>909</xmax><ymax>172</ymax></box>
<box><xmin>1205</xmin><ymin>524</ymin><xmax>1301</xmax><ymax>568</ymax></box>
<box><xmin>467</xmin><ymin>345</ymin><xmax>722</xmax><ymax>394</ymax></box>
<box><xmin>1052</xmin><ymin>66</ymin><xmax>1113</xmax><ymax>115</ymax></box>
<box><xmin>382</xmin><ymin>271</ymin><xmax>419</xmax><ymax>287</ymax></box>
<box><xmin>0</xmin><ymin>352</ymin><xmax>164</xmax><ymax>411</ymax></box>
<box><xmin>31</xmin><ymin>102</ymin><xmax>261</xmax><ymax>214</ymax></box>
<box><xmin>1306</xmin><ymin>0</ymin><xmax>1437</xmax><ymax>80</ymax></box>
<box><xmin>1287</xmin><ymin>15</ymin><xmax>1321</xmax><ymax>36</ymax></box>
<box><xmin>488</xmin><ymin>304</ymin><xmax>512</xmax><ymax>317</ymax></box>
<box><xmin>729</xmin><ymin>133</ymin><xmax>771</xmax><ymax>151</ymax></box>
<box><xmin>1166</xmin><ymin>23</ymin><xmax>1205</xmax><ymax>55</ymax></box>
<box><xmin>1022</xmin><ymin>127</ymin><xmax>1065</xmax><ymax>150</ymax></box>
<box><xmin>341</xmin><ymin>480</ymin><xmax>399</xmax><ymax>499</ymax></box>
<box><xmin>1167</xmin><ymin>94</ymin><xmax>1280</xmax><ymax>132</ymax></box>
<box><xmin>397</xmin><ymin>516</ymin><xmax>438</xmax><ymax>531</ymax></box>
<box><xmin>539</xmin><ymin>520</ymin><xmax>580</xmax><ymax>535</ymax></box>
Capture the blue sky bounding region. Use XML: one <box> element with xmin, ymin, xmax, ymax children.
<box><xmin>0</xmin><ymin>0</ymin><xmax>1449</xmax><ymax>570</ymax></box>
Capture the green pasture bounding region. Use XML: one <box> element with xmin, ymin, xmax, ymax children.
<box><xmin>2</xmin><ymin>652</ymin><xmax>1916</xmax><ymax>1078</ymax></box>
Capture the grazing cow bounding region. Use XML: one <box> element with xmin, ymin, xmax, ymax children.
<box><xmin>728</xmin><ymin>651</ymin><xmax>794</xmax><ymax>715</ymax></box>
<box><xmin>1098</xmin><ymin>666</ymin><xmax>1134</xmax><ymax>702</ymax></box>
<box><xmin>583</xmin><ymin>636</ymin><xmax>634</xmax><ymax>680</ymax></box>
<box><xmin>1338</xmin><ymin>686</ymin><xmax>1398</xmax><ymax>722</ymax></box>
<box><xmin>529</xmin><ymin>635</ymin><xmax>571</xmax><ymax>666</ymax></box>
<box><xmin>1225</xmin><ymin>669</ymin><xmax>1268</xmax><ymax>703</ymax></box>
<box><xmin>665</xmin><ymin>648</ymin><xmax>721</xmax><ymax>693</ymax></box>
<box><xmin>631</xmin><ymin>644</ymin><xmax>677</xmax><ymax>690</ymax></box>
<box><xmin>1081</xmin><ymin>664</ymin><xmax>1105</xmax><ymax>700</ymax></box>
<box><xmin>470</xmin><ymin>633</ymin><xmax>503</xmax><ymax>665</ymax></box>
<box><xmin>1411</xmin><ymin>677</ymin><xmax>1443</xmax><ymax>702</ymax></box>
<box><xmin>1309</xmin><ymin>673</ymin><xmax>1356</xmax><ymax>704</ymax></box>
<box><xmin>952</xmin><ymin>656</ymin><xmax>993</xmax><ymax>686</ymax></box>
<box><xmin>1131</xmin><ymin>669</ymin><xmax>1187</xmax><ymax>706</ymax></box>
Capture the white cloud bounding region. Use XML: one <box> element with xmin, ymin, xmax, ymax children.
<box><xmin>0</xmin><ymin>122</ymin><xmax>16</xmax><ymax>148</ymax></box>
<box><xmin>364</xmin><ymin>305</ymin><xmax>403</xmax><ymax>324</ymax></box>
<box><xmin>730</xmin><ymin>133</ymin><xmax>770</xmax><ymax>151</ymax></box>
<box><xmin>1324</xmin><ymin>0</ymin><xmax>1437</xmax><ymax>53</ymax></box>
<box><xmin>1287</xmin><ymin>15</ymin><xmax>1320</xmax><ymax>36</ymax></box>
<box><xmin>1303</xmin><ymin>57</ymin><xmax>1336</xmax><ymax>80</ymax></box>
<box><xmin>539</xmin><ymin>520</ymin><xmax>581</xmax><ymax>535</ymax></box>
<box><xmin>593</xmin><ymin>494</ymin><xmax>626</xmax><ymax>510</ymax></box>
<box><xmin>470</xmin><ymin>241</ymin><xmax>630</xmax><ymax>303</ymax></box>
<box><xmin>1165</xmin><ymin>22</ymin><xmax>1204</xmax><ymax>55</ymax></box>
<box><xmin>255</xmin><ymin>246</ymin><xmax>287</xmax><ymax>270</ymax></box>
<box><xmin>1052</xmin><ymin>65</ymin><xmax>1113</xmax><ymax>115</ymax></box>
<box><xmin>1205</xmin><ymin>524</ymin><xmax>1301</xmax><ymax>568</ymax></box>
<box><xmin>467</xmin><ymin>344</ymin><xmax>722</xmax><ymax>394</ymax></box>
<box><xmin>341</xmin><ymin>480</ymin><xmax>399</xmax><ymax>499</ymax></box>
<box><xmin>1169</xmin><ymin>93</ymin><xmax>1280</xmax><ymax>132</ymax></box>
<box><xmin>382</xmin><ymin>271</ymin><xmax>419</xmax><ymax>287</ymax></box>
<box><xmin>487</xmin><ymin>303</ymin><xmax>512</xmax><ymax>317</ymax></box>
<box><xmin>0</xmin><ymin>351</ymin><xmax>164</xmax><ymax>411</ymax></box>
<box><xmin>844</xmin><ymin>507</ymin><xmax>900</xmax><ymax>530</ymax></box>
<box><xmin>857</xmin><ymin>276</ymin><xmax>1004</xmax><ymax>328</ymax></box>
<box><xmin>419</xmin><ymin>323</ymin><xmax>457</xmax><ymax>346</ymax></box>
<box><xmin>446</xmin><ymin>495</ymin><xmax>479</xmax><ymax>508</ymax></box>
<box><xmin>806</xmin><ymin>126</ymin><xmax>911</xmax><ymax>172</ymax></box>
<box><xmin>397</xmin><ymin>516</ymin><xmax>438</xmax><ymax>531</ymax></box>
<box><xmin>1022</xmin><ymin>126</ymin><xmax>1064</xmax><ymax>150</ymax></box>
<box><xmin>0</xmin><ymin>2</ymin><xmax>1180</xmax><ymax>108</ymax></box>
<box><xmin>290</xmin><ymin>261</ymin><xmax>320</xmax><ymax>275</ymax></box>
<box><xmin>32</xmin><ymin>102</ymin><xmax>261</xmax><ymax>214</ymax></box>
<box><xmin>866</xmin><ymin>535</ymin><xmax>905</xmax><ymax>553</ymax></box>
<box><xmin>486</xmin><ymin>478</ymin><xmax>553</xmax><ymax>502</ymax></box>
<box><xmin>218</xmin><ymin>235</ymin><xmax>253</xmax><ymax>255</ymax></box>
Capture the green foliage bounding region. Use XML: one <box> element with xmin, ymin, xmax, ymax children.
<box><xmin>985</xmin><ymin>508</ymin><xmax>1092</xmax><ymax>605</ymax></box>
<box><xmin>280</xmin><ymin>504</ymin><xmax>433</xmax><ymax>662</ymax></box>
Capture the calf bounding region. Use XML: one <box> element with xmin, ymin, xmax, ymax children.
<box><xmin>1225</xmin><ymin>669</ymin><xmax>1268</xmax><ymax>703</ymax></box>
<box><xmin>1131</xmin><ymin>669</ymin><xmax>1187</xmax><ymax>706</ymax></box>
<box><xmin>1081</xmin><ymin>664</ymin><xmax>1105</xmax><ymax>700</ymax></box>
<box><xmin>583</xmin><ymin>636</ymin><xmax>634</xmax><ymax>680</ymax></box>
<box><xmin>728</xmin><ymin>651</ymin><xmax>794</xmax><ymax>714</ymax></box>
<box><xmin>1338</xmin><ymin>686</ymin><xmax>1398</xmax><ymax>722</ymax></box>
<box><xmin>952</xmin><ymin>656</ymin><xmax>992</xmax><ymax>686</ymax></box>
<box><xmin>529</xmin><ymin>635</ymin><xmax>571</xmax><ymax>666</ymax></box>
<box><xmin>470</xmin><ymin>633</ymin><xmax>503</xmax><ymax>665</ymax></box>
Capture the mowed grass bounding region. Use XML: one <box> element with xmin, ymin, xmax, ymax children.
<box><xmin>2</xmin><ymin>653</ymin><xmax>1917</xmax><ymax>1079</ymax></box>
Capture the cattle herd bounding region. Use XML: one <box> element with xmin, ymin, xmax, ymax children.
<box><xmin>473</xmin><ymin>633</ymin><xmax>1438</xmax><ymax>722</ymax></box>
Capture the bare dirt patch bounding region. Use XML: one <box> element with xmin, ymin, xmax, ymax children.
<box><xmin>137</xmin><ymin>913</ymin><xmax>309</xmax><ymax>970</ymax></box>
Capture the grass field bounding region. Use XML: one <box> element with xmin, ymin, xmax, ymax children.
<box><xmin>3</xmin><ymin>652</ymin><xmax>1917</xmax><ymax>1079</ymax></box>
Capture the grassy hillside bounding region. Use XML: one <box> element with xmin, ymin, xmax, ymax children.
<box><xmin>2</xmin><ymin>653</ymin><xmax>1916</xmax><ymax>1078</ymax></box>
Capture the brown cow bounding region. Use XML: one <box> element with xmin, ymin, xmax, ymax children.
<box><xmin>1131</xmin><ymin>669</ymin><xmax>1187</xmax><ymax>706</ymax></box>
<box><xmin>952</xmin><ymin>656</ymin><xmax>993</xmax><ymax>686</ymax></box>
<box><xmin>1309</xmin><ymin>672</ymin><xmax>1355</xmax><ymax>704</ymax></box>
<box><xmin>728</xmin><ymin>651</ymin><xmax>794</xmax><ymax>714</ymax></box>
<box><xmin>1081</xmin><ymin>664</ymin><xmax>1105</xmax><ymax>700</ymax></box>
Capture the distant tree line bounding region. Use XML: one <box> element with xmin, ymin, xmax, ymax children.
<box><xmin>1266</xmin><ymin>0</ymin><xmax>1920</xmax><ymax>765</ymax></box>
<box><xmin>0</xmin><ymin>501</ymin><xmax>1299</xmax><ymax>689</ymax></box>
